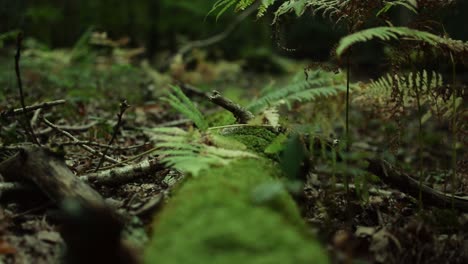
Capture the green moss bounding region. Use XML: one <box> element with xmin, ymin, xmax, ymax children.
<box><xmin>207</xmin><ymin>111</ymin><xmax>236</xmax><ymax>127</ymax></box>
<box><xmin>221</xmin><ymin>126</ymin><xmax>278</xmax><ymax>154</ymax></box>
<box><xmin>144</xmin><ymin>159</ymin><xmax>328</xmax><ymax>264</ymax></box>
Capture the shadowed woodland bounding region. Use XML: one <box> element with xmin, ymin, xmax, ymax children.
<box><xmin>0</xmin><ymin>0</ymin><xmax>467</xmax><ymax>263</ymax></box>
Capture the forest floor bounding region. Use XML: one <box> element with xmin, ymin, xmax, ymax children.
<box><xmin>0</xmin><ymin>38</ymin><xmax>467</xmax><ymax>264</ymax></box>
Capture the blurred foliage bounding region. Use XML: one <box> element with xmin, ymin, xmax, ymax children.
<box><xmin>1</xmin><ymin>0</ymin><xmax>467</xmax><ymax>66</ymax></box>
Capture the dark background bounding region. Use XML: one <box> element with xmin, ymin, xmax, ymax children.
<box><xmin>2</xmin><ymin>0</ymin><xmax>467</xmax><ymax>66</ymax></box>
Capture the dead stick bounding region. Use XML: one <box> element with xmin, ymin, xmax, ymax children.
<box><xmin>82</xmin><ymin>158</ymin><xmax>163</xmax><ymax>185</ymax></box>
<box><xmin>0</xmin><ymin>99</ymin><xmax>66</xmax><ymax>118</ymax></box>
<box><xmin>95</xmin><ymin>100</ymin><xmax>129</xmax><ymax>172</ymax></box>
<box><xmin>35</xmin><ymin>121</ymin><xmax>98</xmax><ymax>135</ymax></box>
<box><xmin>14</xmin><ymin>32</ymin><xmax>39</xmax><ymax>145</ymax></box>
<box><xmin>209</xmin><ymin>90</ymin><xmax>254</xmax><ymax>123</ymax></box>
<box><xmin>0</xmin><ymin>146</ymin><xmax>106</xmax><ymax>207</ymax></box>
<box><xmin>42</xmin><ymin>118</ymin><xmax>120</xmax><ymax>164</ymax></box>
<box><xmin>367</xmin><ymin>158</ymin><xmax>468</xmax><ymax>211</ymax></box>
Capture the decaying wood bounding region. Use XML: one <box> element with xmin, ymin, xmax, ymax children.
<box><xmin>367</xmin><ymin>158</ymin><xmax>468</xmax><ymax>212</ymax></box>
<box><xmin>0</xmin><ymin>181</ymin><xmax>35</xmax><ymax>198</ymax></box>
<box><xmin>81</xmin><ymin>158</ymin><xmax>163</xmax><ymax>185</ymax></box>
<box><xmin>0</xmin><ymin>145</ymin><xmax>106</xmax><ymax>208</ymax></box>
<box><xmin>36</xmin><ymin>120</ymin><xmax>99</xmax><ymax>135</ymax></box>
<box><xmin>0</xmin><ymin>157</ymin><xmax>164</xmax><ymax>197</ymax></box>
<box><xmin>209</xmin><ymin>90</ymin><xmax>254</xmax><ymax>123</ymax></box>
<box><xmin>0</xmin><ymin>99</ymin><xmax>66</xmax><ymax>118</ymax></box>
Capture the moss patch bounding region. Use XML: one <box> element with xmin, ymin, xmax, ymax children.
<box><xmin>144</xmin><ymin>159</ymin><xmax>328</xmax><ymax>264</ymax></box>
<box><xmin>220</xmin><ymin>126</ymin><xmax>278</xmax><ymax>154</ymax></box>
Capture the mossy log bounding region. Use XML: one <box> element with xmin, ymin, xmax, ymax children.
<box><xmin>144</xmin><ymin>159</ymin><xmax>328</xmax><ymax>264</ymax></box>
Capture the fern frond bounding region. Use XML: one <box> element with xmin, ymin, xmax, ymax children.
<box><xmin>273</xmin><ymin>0</ymin><xmax>349</xmax><ymax>24</ymax></box>
<box><xmin>247</xmin><ymin>69</ymin><xmax>349</xmax><ymax>112</ymax></box>
<box><xmin>257</xmin><ymin>0</ymin><xmax>277</xmax><ymax>17</ymax></box>
<box><xmin>161</xmin><ymin>85</ymin><xmax>208</xmax><ymax>131</ymax></box>
<box><xmin>235</xmin><ymin>0</ymin><xmax>256</xmax><ymax>11</ymax></box>
<box><xmin>208</xmin><ymin>0</ymin><xmax>238</xmax><ymax>20</ymax></box>
<box><xmin>366</xmin><ymin>70</ymin><xmax>443</xmax><ymax>99</ymax></box>
<box><xmin>377</xmin><ymin>0</ymin><xmax>418</xmax><ymax>16</ymax></box>
<box><xmin>146</xmin><ymin>127</ymin><xmax>259</xmax><ymax>176</ymax></box>
<box><xmin>336</xmin><ymin>26</ymin><xmax>468</xmax><ymax>57</ymax></box>
<box><xmin>209</xmin><ymin>0</ymin><xmax>273</xmax><ymax>19</ymax></box>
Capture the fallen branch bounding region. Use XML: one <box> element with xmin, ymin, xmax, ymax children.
<box><xmin>367</xmin><ymin>158</ymin><xmax>468</xmax><ymax>212</ymax></box>
<box><xmin>161</xmin><ymin>2</ymin><xmax>259</xmax><ymax>71</ymax></box>
<box><xmin>13</xmin><ymin>32</ymin><xmax>39</xmax><ymax>145</ymax></box>
<box><xmin>0</xmin><ymin>145</ymin><xmax>106</xmax><ymax>208</ymax></box>
<box><xmin>209</xmin><ymin>90</ymin><xmax>254</xmax><ymax>123</ymax></box>
<box><xmin>35</xmin><ymin>121</ymin><xmax>98</xmax><ymax>135</ymax></box>
<box><xmin>0</xmin><ymin>99</ymin><xmax>66</xmax><ymax>118</ymax></box>
<box><xmin>0</xmin><ymin>158</ymin><xmax>164</xmax><ymax>197</ymax></box>
<box><xmin>81</xmin><ymin>158</ymin><xmax>163</xmax><ymax>185</ymax></box>
<box><xmin>42</xmin><ymin>118</ymin><xmax>120</xmax><ymax>164</ymax></box>
<box><xmin>59</xmin><ymin>141</ymin><xmax>149</xmax><ymax>150</ymax></box>
<box><xmin>178</xmin><ymin>82</ymin><xmax>209</xmax><ymax>99</ymax></box>
<box><xmin>95</xmin><ymin>100</ymin><xmax>130</xmax><ymax>171</ymax></box>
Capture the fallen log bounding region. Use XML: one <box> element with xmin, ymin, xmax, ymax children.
<box><xmin>0</xmin><ymin>145</ymin><xmax>106</xmax><ymax>208</ymax></box>
<box><xmin>144</xmin><ymin>158</ymin><xmax>329</xmax><ymax>264</ymax></box>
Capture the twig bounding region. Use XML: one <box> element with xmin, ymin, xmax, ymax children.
<box><xmin>96</xmin><ymin>146</ymin><xmax>159</xmax><ymax>171</ymax></box>
<box><xmin>42</xmin><ymin>117</ymin><xmax>120</xmax><ymax>164</ymax></box>
<box><xmin>0</xmin><ymin>99</ymin><xmax>66</xmax><ymax>118</ymax></box>
<box><xmin>177</xmin><ymin>2</ymin><xmax>259</xmax><ymax>57</ymax></box>
<box><xmin>82</xmin><ymin>158</ymin><xmax>163</xmax><ymax>185</ymax></box>
<box><xmin>94</xmin><ymin>100</ymin><xmax>130</xmax><ymax>172</ymax></box>
<box><xmin>14</xmin><ymin>32</ymin><xmax>39</xmax><ymax>145</ymax></box>
<box><xmin>367</xmin><ymin>158</ymin><xmax>468</xmax><ymax>212</ymax></box>
<box><xmin>178</xmin><ymin>82</ymin><xmax>209</xmax><ymax>99</ymax></box>
<box><xmin>208</xmin><ymin>90</ymin><xmax>254</xmax><ymax>123</ymax></box>
<box><xmin>0</xmin><ymin>158</ymin><xmax>164</xmax><ymax>196</ymax></box>
<box><xmin>0</xmin><ymin>146</ymin><xmax>106</xmax><ymax>207</ymax></box>
<box><xmin>30</xmin><ymin>108</ymin><xmax>42</xmax><ymax>128</ymax></box>
<box><xmin>59</xmin><ymin>141</ymin><xmax>149</xmax><ymax>150</ymax></box>
<box><xmin>35</xmin><ymin>121</ymin><xmax>98</xmax><ymax>135</ymax></box>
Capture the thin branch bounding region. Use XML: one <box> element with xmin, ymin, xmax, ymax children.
<box><xmin>178</xmin><ymin>3</ymin><xmax>256</xmax><ymax>56</ymax></box>
<box><xmin>14</xmin><ymin>32</ymin><xmax>39</xmax><ymax>145</ymax></box>
<box><xmin>82</xmin><ymin>158</ymin><xmax>163</xmax><ymax>185</ymax></box>
<box><xmin>59</xmin><ymin>141</ymin><xmax>149</xmax><ymax>150</ymax></box>
<box><xmin>94</xmin><ymin>100</ymin><xmax>130</xmax><ymax>172</ymax></box>
<box><xmin>1</xmin><ymin>158</ymin><xmax>164</xmax><ymax>196</ymax></box>
<box><xmin>42</xmin><ymin>117</ymin><xmax>120</xmax><ymax>164</ymax></box>
<box><xmin>0</xmin><ymin>99</ymin><xmax>66</xmax><ymax>118</ymax></box>
<box><xmin>35</xmin><ymin>121</ymin><xmax>98</xmax><ymax>135</ymax></box>
<box><xmin>30</xmin><ymin>108</ymin><xmax>42</xmax><ymax>128</ymax></box>
<box><xmin>208</xmin><ymin>90</ymin><xmax>254</xmax><ymax>123</ymax></box>
<box><xmin>178</xmin><ymin>82</ymin><xmax>209</xmax><ymax>99</ymax></box>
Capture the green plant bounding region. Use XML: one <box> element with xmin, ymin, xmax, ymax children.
<box><xmin>161</xmin><ymin>86</ymin><xmax>209</xmax><ymax>131</ymax></box>
<box><xmin>146</xmin><ymin>127</ymin><xmax>259</xmax><ymax>177</ymax></box>
<box><xmin>247</xmin><ymin>69</ymin><xmax>349</xmax><ymax>113</ymax></box>
<box><xmin>211</xmin><ymin>0</ymin><xmax>466</xmax><ymax>208</ymax></box>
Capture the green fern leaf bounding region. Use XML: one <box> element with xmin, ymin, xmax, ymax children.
<box><xmin>146</xmin><ymin>127</ymin><xmax>259</xmax><ymax>177</ymax></box>
<box><xmin>336</xmin><ymin>26</ymin><xmax>468</xmax><ymax>58</ymax></box>
<box><xmin>161</xmin><ymin>85</ymin><xmax>208</xmax><ymax>131</ymax></box>
<box><xmin>247</xmin><ymin>69</ymin><xmax>348</xmax><ymax>112</ymax></box>
<box><xmin>376</xmin><ymin>0</ymin><xmax>418</xmax><ymax>16</ymax></box>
